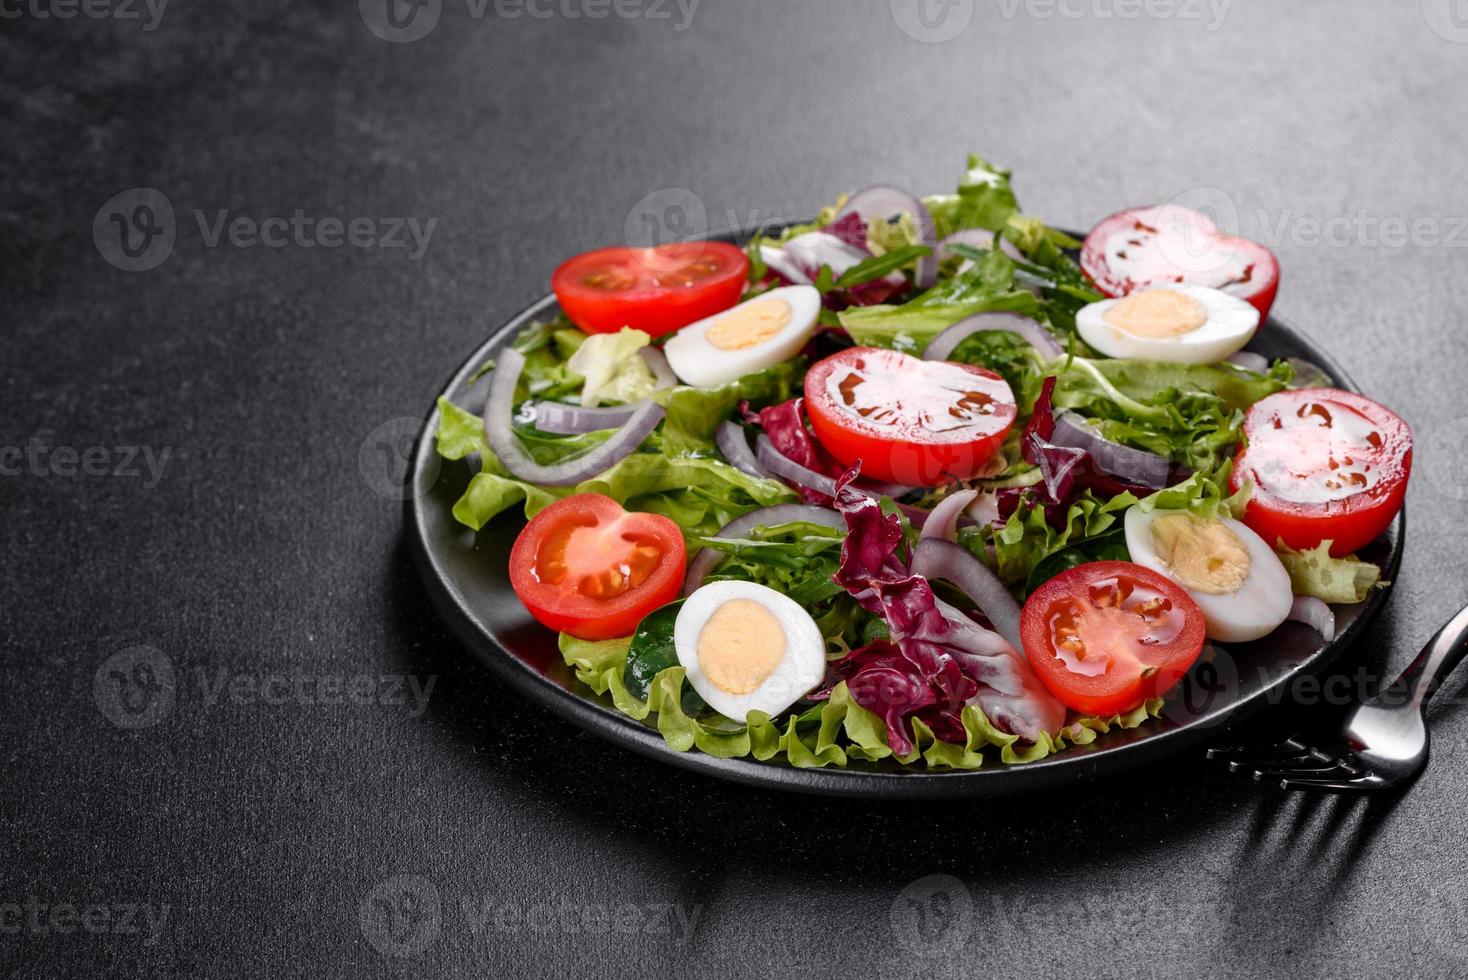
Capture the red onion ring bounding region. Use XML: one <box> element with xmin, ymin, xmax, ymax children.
<box><xmin>532</xmin><ymin>347</ymin><xmax>677</xmax><ymax>435</ymax></box>
<box><xmin>836</xmin><ymin>184</ymin><xmax>939</xmax><ymax>288</ymax></box>
<box><xmin>755</xmin><ymin>435</ymin><xmax>928</xmax><ymax>525</ymax></box>
<box><xmin>483</xmin><ymin>348</ymin><xmax>664</xmax><ymax>486</ymax></box>
<box><xmin>716</xmin><ymin>421</ymin><xmax>773</xmax><ymax>481</ymax></box>
<box><xmin>938</xmin><ymin>227</ymin><xmax>1024</xmax><ymax>262</ymax></box>
<box><xmin>1288</xmin><ymin>596</ymin><xmax>1336</xmax><ymax>642</ymax></box>
<box><xmin>919</xmin><ymin>489</ymin><xmax>979</xmax><ymax>543</ymax></box>
<box><xmin>682</xmin><ymin>504</ymin><xmax>845</xmax><ymax>596</ymax></box>
<box><xmin>922</xmin><ymin>312</ymin><xmax>1064</xmax><ymax>362</ymax></box>
<box><xmin>910</xmin><ymin>537</ymin><xmax>1024</xmax><ymax>651</ymax></box>
<box><xmin>1050</xmin><ymin>411</ymin><xmax>1173</xmax><ymax>489</ymax></box>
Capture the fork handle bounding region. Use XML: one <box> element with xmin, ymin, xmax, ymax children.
<box><xmin>1397</xmin><ymin>601</ymin><xmax>1468</xmax><ymax>711</ymax></box>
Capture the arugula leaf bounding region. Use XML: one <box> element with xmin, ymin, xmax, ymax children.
<box><xmin>834</xmin><ymin>245</ymin><xmax>932</xmax><ymax>289</ymax></box>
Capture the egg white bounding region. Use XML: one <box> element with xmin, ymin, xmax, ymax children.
<box><xmin>1076</xmin><ymin>285</ymin><xmax>1259</xmax><ymax>364</ymax></box>
<box><xmin>1124</xmin><ymin>506</ymin><xmax>1293</xmax><ymax>643</ymax></box>
<box><xmin>663</xmin><ymin>285</ymin><xmax>821</xmax><ymax>389</ymax></box>
<box><xmin>674</xmin><ymin>580</ymin><xmax>826</xmax><ymax>720</ymax></box>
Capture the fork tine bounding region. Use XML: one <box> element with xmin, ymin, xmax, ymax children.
<box><xmin>1222</xmin><ymin>750</ymin><xmax>1322</xmax><ymax>772</ymax></box>
<box><xmin>1251</xmin><ymin>760</ymin><xmax>1360</xmax><ymax>782</ymax></box>
<box><xmin>1206</xmin><ymin>738</ymin><xmax>1307</xmax><ymax>760</ymax></box>
<box><xmin>1277</xmin><ymin>774</ymin><xmax>1377</xmax><ymax>792</ymax></box>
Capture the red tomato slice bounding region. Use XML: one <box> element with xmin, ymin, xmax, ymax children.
<box><xmin>803</xmin><ymin>347</ymin><xmax>1017</xmax><ymax>486</ymax></box>
<box><xmin>1081</xmin><ymin>205</ymin><xmax>1281</xmax><ymax>320</ymax></box>
<box><xmin>508</xmin><ymin>493</ymin><xmax>686</xmax><ymax>640</ymax></box>
<box><xmin>1229</xmin><ymin>388</ymin><xmax>1411</xmax><ymax>556</ymax></box>
<box><xmin>551</xmin><ymin>242</ymin><xmax>749</xmax><ymax>337</ymax></box>
<box><xmin>1021</xmin><ymin>561</ymin><xmax>1206</xmax><ymax>716</ymax></box>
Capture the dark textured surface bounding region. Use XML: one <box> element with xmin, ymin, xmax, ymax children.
<box><xmin>3</xmin><ymin>1</ymin><xmax>1468</xmax><ymax>976</ymax></box>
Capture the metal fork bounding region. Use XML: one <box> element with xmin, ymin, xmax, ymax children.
<box><xmin>1208</xmin><ymin>601</ymin><xmax>1468</xmax><ymax>792</ymax></box>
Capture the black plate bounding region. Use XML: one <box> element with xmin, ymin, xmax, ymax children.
<box><xmin>404</xmin><ymin>267</ymin><xmax>1403</xmax><ymax>799</ymax></box>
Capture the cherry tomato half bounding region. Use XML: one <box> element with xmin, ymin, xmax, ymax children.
<box><xmin>1081</xmin><ymin>205</ymin><xmax>1281</xmax><ymax>320</ymax></box>
<box><xmin>508</xmin><ymin>493</ymin><xmax>687</xmax><ymax>640</ymax></box>
<box><xmin>1229</xmin><ymin>388</ymin><xmax>1411</xmax><ymax>556</ymax></box>
<box><xmin>803</xmin><ymin>347</ymin><xmax>1017</xmax><ymax>486</ymax></box>
<box><xmin>1020</xmin><ymin>561</ymin><xmax>1206</xmax><ymax>716</ymax></box>
<box><xmin>551</xmin><ymin>241</ymin><xmax>749</xmax><ymax>337</ymax></box>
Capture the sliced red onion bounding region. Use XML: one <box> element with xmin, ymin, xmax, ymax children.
<box><xmin>531</xmin><ymin>346</ymin><xmax>677</xmax><ymax>434</ymax></box>
<box><xmin>1286</xmin><ymin>357</ymin><xmax>1334</xmax><ymax>389</ymax></box>
<box><xmin>1051</xmin><ymin>411</ymin><xmax>1173</xmax><ymax>489</ymax></box>
<box><xmin>1288</xmin><ymin>596</ymin><xmax>1336</xmax><ymax>642</ymax></box>
<box><xmin>755</xmin><ymin>435</ymin><xmax>929</xmax><ymax>525</ymax></box>
<box><xmin>716</xmin><ymin>421</ymin><xmax>773</xmax><ymax>481</ymax></box>
<box><xmin>756</xmin><ymin>434</ymin><xmax>839</xmax><ymax>498</ymax></box>
<box><xmin>837</xmin><ymin>184</ymin><xmax>939</xmax><ymax>288</ymax></box>
<box><xmin>484</xmin><ymin>348</ymin><xmax>663</xmax><ymax>486</ymax></box>
<box><xmin>938</xmin><ymin>227</ymin><xmax>1025</xmax><ymax>263</ymax></box>
<box><xmin>966</xmin><ymin>491</ymin><xmax>1002</xmax><ymax>528</ymax></box>
<box><xmin>1225</xmin><ymin>351</ymin><xmax>1269</xmax><ymax>374</ymax></box>
<box><xmin>911</xmin><ymin>537</ymin><xmax>1023</xmax><ymax>652</ymax></box>
<box><xmin>923</xmin><ymin>312</ymin><xmax>1064</xmax><ymax>362</ymax></box>
<box><xmin>683</xmin><ymin>504</ymin><xmax>845</xmax><ymax>596</ymax></box>
<box><xmin>920</xmin><ymin>489</ymin><xmax>979</xmax><ymax>543</ymax></box>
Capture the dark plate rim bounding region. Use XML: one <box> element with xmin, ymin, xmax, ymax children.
<box><xmin>403</xmin><ymin>234</ymin><xmax>1404</xmax><ymax>800</ymax></box>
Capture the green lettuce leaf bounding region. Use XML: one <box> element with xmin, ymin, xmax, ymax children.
<box><xmin>654</xmin><ymin>360</ymin><xmax>803</xmax><ymax>456</ymax></box>
<box><xmin>566</xmin><ymin>327</ymin><xmax>655</xmax><ymax>407</ymax></box>
<box><xmin>1277</xmin><ymin>540</ymin><xmax>1383</xmax><ymax>604</ymax></box>
<box><xmin>923</xmin><ymin>153</ymin><xmax>1021</xmax><ymax>236</ymax></box>
<box><xmin>976</xmin><ymin>489</ymin><xmax>1139</xmax><ymax>591</ymax></box>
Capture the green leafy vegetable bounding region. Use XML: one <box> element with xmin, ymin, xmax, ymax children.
<box><xmin>1277</xmin><ymin>541</ymin><xmax>1383</xmax><ymax>604</ymax></box>
<box><xmin>566</xmin><ymin>327</ymin><xmax>655</xmax><ymax>407</ymax></box>
<box><xmin>834</xmin><ymin>244</ymin><xmax>932</xmax><ymax>289</ymax></box>
<box><xmin>654</xmin><ymin>360</ymin><xmax>803</xmax><ymax>455</ymax></box>
<box><xmin>621</xmin><ymin>601</ymin><xmax>705</xmax><ymax>714</ymax></box>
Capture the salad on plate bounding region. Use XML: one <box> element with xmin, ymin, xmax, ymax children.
<box><xmin>433</xmin><ymin>155</ymin><xmax>1411</xmax><ymax>770</ymax></box>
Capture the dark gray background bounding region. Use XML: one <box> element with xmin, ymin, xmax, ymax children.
<box><xmin>4</xmin><ymin>0</ymin><xmax>1468</xmax><ymax>976</ymax></box>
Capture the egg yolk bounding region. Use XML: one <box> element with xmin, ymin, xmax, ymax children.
<box><xmin>1103</xmin><ymin>289</ymin><xmax>1208</xmax><ymax>338</ymax></box>
<box><xmin>1149</xmin><ymin>513</ymin><xmax>1251</xmax><ymax>595</ymax></box>
<box><xmin>706</xmin><ymin>298</ymin><xmax>792</xmax><ymax>351</ymax></box>
<box><xmin>696</xmin><ymin>598</ymin><xmax>787</xmax><ymax>695</ymax></box>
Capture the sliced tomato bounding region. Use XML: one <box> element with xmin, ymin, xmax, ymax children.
<box><xmin>1081</xmin><ymin>205</ymin><xmax>1281</xmax><ymax>320</ymax></box>
<box><xmin>1020</xmin><ymin>561</ymin><xmax>1206</xmax><ymax>716</ymax></box>
<box><xmin>551</xmin><ymin>242</ymin><xmax>748</xmax><ymax>337</ymax></box>
<box><xmin>803</xmin><ymin>347</ymin><xmax>1017</xmax><ymax>486</ymax></box>
<box><xmin>508</xmin><ymin>493</ymin><xmax>686</xmax><ymax>640</ymax></box>
<box><xmin>1229</xmin><ymin>388</ymin><xmax>1411</xmax><ymax>556</ymax></box>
